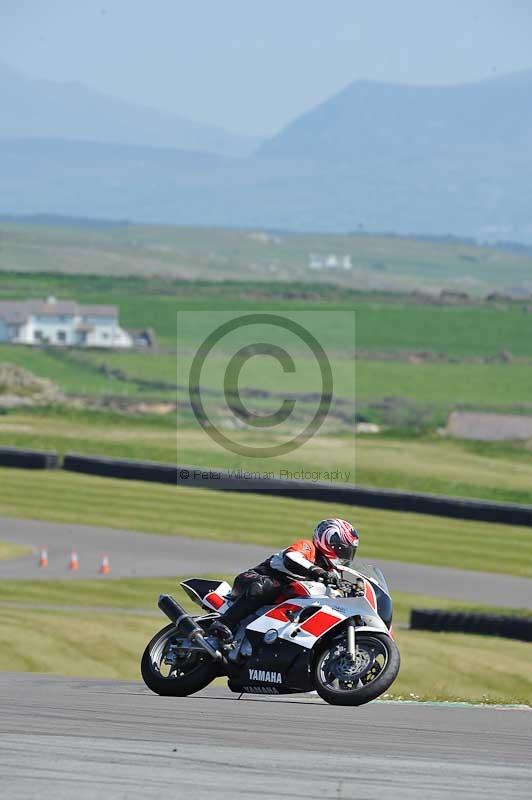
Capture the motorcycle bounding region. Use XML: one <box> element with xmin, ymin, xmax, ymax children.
<box><xmin>141</xmin><ymin>562</ymin><xmax>400</xmax><ymax>706</ymax></box>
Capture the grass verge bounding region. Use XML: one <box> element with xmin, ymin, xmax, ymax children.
<box><xmin>1</xmin><ymin>467</ymin><xmax>531</xmax><ymax>577</ymax></box>
<box><xmin>0</xmin><ymin>541</ymin><xmax>32</xmax><ymax>561</ymax></box>
<box><xmin>391</xmin><ymin>629</ymin><xmax>531</xmax><ymax>705</ymax></box>
<box><xmin>0</xmin><ymin>607</ymin><xmax>155</xmax><ymax>681</ymax></box>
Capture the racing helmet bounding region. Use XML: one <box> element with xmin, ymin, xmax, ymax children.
<box><xmin>313</xmin><ymin>518</ymin><xmax>359</xmax><ymax>566</ymax></box>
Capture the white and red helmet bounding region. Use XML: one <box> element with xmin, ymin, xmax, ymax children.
<box><xmin>313</xmin><ymin>518</ymin><xmax>359</xmax><ymax>566</ymax></box>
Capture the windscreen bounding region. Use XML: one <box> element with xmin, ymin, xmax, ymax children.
<box><xmin>344</xmin><ymin>561</ymin><xmax>390</xmax><ymax>594</ymax></box>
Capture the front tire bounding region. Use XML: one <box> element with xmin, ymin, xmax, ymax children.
<box><xmin>314</xmin><ymin>631</ymin><xmax>400</xmax><ymax>706</ymax></box>
<box><xmin>141</xmin><ymin>623</ymin><xmax>217</xmax><ymax>697</ymax></box>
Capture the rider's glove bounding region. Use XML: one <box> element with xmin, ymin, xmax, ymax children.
<box><xmin>325</xmin><ymin>570</ymin><xmax>340</xmax><ymax>587</ymax></box>
<box><xmin>309</xmin><ymin>566</ymin><xmax>328</xmax><ymax>582</ymax></box>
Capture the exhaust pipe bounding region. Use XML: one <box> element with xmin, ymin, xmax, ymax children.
<box><xmin>158</xmin><ymin>594</ymin><xmax>222</xmax><ymax>661</ymax></box>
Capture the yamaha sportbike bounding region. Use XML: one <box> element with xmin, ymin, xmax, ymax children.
<box><xmin>141</xmin><ymin>562</ymin><xmax>400</xmax><ymax>706</ymax></box>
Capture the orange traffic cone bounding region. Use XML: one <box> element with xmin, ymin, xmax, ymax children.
<box><xmin>99</xmin><ymin>554</ymin><xmax>110</xmax><ymax>575</ymax></box>
<box><xmin>69</xmin><ymin>550</ymin><xmax>79</xmax><ymax>571</ymax></box>
<box><xmin>38</xmin><ymin>547</ymin><xmax>48</xmax><ymax>568</ymax></box>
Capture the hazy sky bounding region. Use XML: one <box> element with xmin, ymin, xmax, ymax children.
<box><xmin>2</xmin><ymin>0</ymin><xmax>532</xmax><ymax>136</ymax></box>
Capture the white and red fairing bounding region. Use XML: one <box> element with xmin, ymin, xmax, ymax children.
<box><xmin>245</xmin><ymin>574</ymin><xmax>388</xmax><ymax>650</ymax></box>
<box><xmin>181</xmin><ymin>569</ymin><xmax>391</xmax><ymax>649</ymax></box>
<box><xmin>180</xmin><ymin>579</ymin><xmax>233</xmax><ymax>613</ymax></box>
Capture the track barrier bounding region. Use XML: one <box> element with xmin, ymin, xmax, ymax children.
<box><xmin>180</xmin><ymin>469</ymin><xmax>532</xmax><ymax>526</ymax></box>
<box><xmin>2</xmin><ymin>447</ymin><xmax>532</xmax><ymax>527</ymax></box>
<box><xmin>0</xmin><ymin>446</ymin><xmax>58</xmax><ymax>470</ymax></box>
<box><xmin>63</xmin><ymin>454</ymin><xmax>532</xmax><ymax>527</ymax></box>
<box><xmin>410</xmin><ymin>608</ymin><xmax>532</xmax><ymax>643</ymax></box>
<box><xmin>63</xmin><ymin>453</ymin><xmax>177</xmax><ymax>484</ymax></box>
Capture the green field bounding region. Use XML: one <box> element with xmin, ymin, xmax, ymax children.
<box><xmin>2</xmin><ymin>342</ymin><xmax>532</xmax><ymax>428</ymax></box>
<box><xmin>71</xmin><ymin>347</ymin><xmax>532</xmax><ymax>408</ymax></box>
<box><xmin>1</xmin><ymin>269</ymin><xmax>532</xmax><ymax>456</ymax></box>
<box><xmin>1</xmin><ymin>466</ymin><xmax>531</xmax><ymax>577</ymax></box>
<box><xmin>2</xmin><ymin>222</ymin><xmax>532</xmax><ymax>295</ymax></box>
<box><xmin>1</xmin><ymin>270</ymin><xmax>532</xmax><ymax>356</ymax></box>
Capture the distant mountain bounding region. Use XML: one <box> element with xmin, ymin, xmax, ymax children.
<box><xmin>0</xmin><ymin>138</ymin><xmax>234</xmax><ymax>223</ymax></box>
<box><xmin>249</xmin><ymin>71</ymin><xmax>532</xmax><ymax>241</ymax></box>
<box><xmin>257</xmin><ymin>70</ymin><xmax>532</xmax><ymax>161</ymax></box>
<box><xmin>0</xmin><ymin>60</ymin><xmax>260</xmax><ymax>157</ymax></box>
<box><xmin>1</xmin><ymin>69</ymin><xmax>532</xmax><ymax>242</ymax></box>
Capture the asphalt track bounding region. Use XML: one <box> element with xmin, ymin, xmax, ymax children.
<box><xmin>0</xmin><ymin>516</ymin><xmax>531</xmax><ymax>608</ymax></box>
<box><xmin>1</xmin><ymin>673</ymin><xmax>530</xmax><ymax>800</ymax></box>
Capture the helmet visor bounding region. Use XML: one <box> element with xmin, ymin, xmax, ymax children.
<box><xmin>330</xmin><ymin>538</ymin><xmax>358</xmax><ymax>565</ymax></box>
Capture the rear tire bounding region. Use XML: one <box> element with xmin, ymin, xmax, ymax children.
<box><xmin>314</xmin><ymin>631</ymin><xmax>400</xmax><ymax>707</ymax></box>
<box><xmin>141</xmin><ymin>623</ymin><xmax>217</xmax><ymax>697</ymax></box>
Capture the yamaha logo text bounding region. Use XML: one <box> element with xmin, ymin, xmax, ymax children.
<box><xmin>248</xmin><ymin>669</ymin><xmax>283</xmax><ymax>684</ymax></box>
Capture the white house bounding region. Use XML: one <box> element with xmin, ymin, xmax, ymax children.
<box><xmin>308</xmin><ymin>253</ymin><xmax>353</xmax><ymax>271</ymax></box>
<box><xmin>0</xmin><ymin>297</ymin><xmax>132</xmax><ymax>348</ymax></box>
<box><xmin>309</xmin><ymin>254</ymin><xmax>324</xmax><ymax>269</ymax></box>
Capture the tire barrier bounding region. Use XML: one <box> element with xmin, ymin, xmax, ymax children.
<box><xmin>174</xmin><ymin>466</ymin><xmax>532</xmax><ymax>527</ymax></box>
<box><xmin>63</xmin><ymin>453</ymin><xmax>178</xmax><ymax>484</ymax></box>
<box><xmin>0</xmin><ymin>446</ymin><xmax>59</xmax><ymax>470</ymax></box>
<box><xmin>410</xmin><ymin>608</ymin><xmax>532</xmax><ymax>642</ymax></box>
<box><xmin>15</xmin><ymin>452</ymin><xmax>532</xmax><ymax>527</ymax></box>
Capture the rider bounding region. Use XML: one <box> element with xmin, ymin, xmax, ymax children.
<box><xmin>210</xmin><ymin>518</ymin><xmax>359</xmax><ymax>643</ymax></box>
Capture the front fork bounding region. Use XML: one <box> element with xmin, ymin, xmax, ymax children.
<box><xmin>346</xmin><ymin>618</ymin><xmax>356</xmax><ymax>661</ymax></box>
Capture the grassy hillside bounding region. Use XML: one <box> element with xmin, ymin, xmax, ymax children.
<box><xmin>76</xmin><ymin>348</ymin><xmax>532</xmax><ymax>408</ymax></box>
<box><xmin>1</xmin><ymin>273</ymin><xmax>532</xmax><ymax>418</ymax></box>
<box><xmin>2</xmin><ymin>222</ymin><xmax>532</xmax><ymax>294</ymax></box>
<box><xmin>3</xmin><ymin>343</ymin><xmax>532</xmax><ymax>427</ymax></box>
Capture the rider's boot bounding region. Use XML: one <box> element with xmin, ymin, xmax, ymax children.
<box><xmin>209</xmin><ymin>591</ymin><xmax>266</xmax><ymax>645</ymax></box>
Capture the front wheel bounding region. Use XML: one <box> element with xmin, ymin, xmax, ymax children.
<box><xmin>314</xmin><ymin>631</ymin><xmax>400</xmax><ymax>706</ymax></box>
<box><xmin>141</xmin><ymin>623</ymin><xmax>217</xmax><ymax>696</ymax></box>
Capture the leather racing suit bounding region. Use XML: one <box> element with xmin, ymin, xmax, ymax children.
<box><xmin>217</xmin><ymin>539</ymin><xmax>331</xmax><ymax>632</ymax></box>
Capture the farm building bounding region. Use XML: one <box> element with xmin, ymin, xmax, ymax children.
<box><xmin>0</xmin><ymin>297</ymin><xmax>132</xmax><ymax>348</ymax></box>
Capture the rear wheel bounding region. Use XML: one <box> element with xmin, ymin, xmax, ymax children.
<box><xmin>314</xmin><ymin>631</ymin><xmax>400</xmax><ymax>706</ymax></box>
<box><xmin>141</xmin><ymin>623</ymin><xmax>217</xmax><ymax>696</ymax></box>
